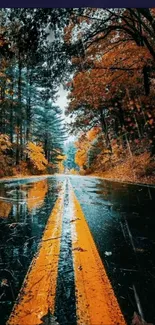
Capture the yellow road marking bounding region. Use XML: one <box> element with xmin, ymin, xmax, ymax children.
<box><xmin>7</xmin><ymin>186</ymin><xmax>65</xmax><ymax>325</ymax></box>
<box><xmin>69</xmin><ymin>181</ymin><xmax>126</xmax><ymax>325</ymax></box>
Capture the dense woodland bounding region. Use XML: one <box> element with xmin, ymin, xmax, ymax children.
<box><xmin>0</xmin><ymin>8</ymin><xmax>155</xmax><ymax>183</ymax></box>
<box><xmin>0</xmin><ymin>9</ymin><xmax>67</xmax><ymax>176</ymax></box>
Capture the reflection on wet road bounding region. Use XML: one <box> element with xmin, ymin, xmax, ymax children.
<box><xmin>70</xmin><ymin>176</ymin><xmax>155</xmax><ymax>325</ymax></box>
<box><xmin>0</xmin><ymin>175</ymin><xmax>154</xmax><ymax>325</ymax></box>
<box><xmin>0</xmin><ymin>177</ymin><xmax>63</xmax><ymax>325</ymax></box>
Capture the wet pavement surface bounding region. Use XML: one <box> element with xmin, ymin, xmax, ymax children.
<box><xmin>0</xmin><ymin>177</ymin><xmax>63</xmax><ymax>325</ymax></box>
<box><xmin>55</xmin><ymin>181</ymin><xmax>76</xmax><ymax>325</ymax></box>
<box><xmin>70</xmin><ymin>176</ymin><xmax>155</xmax><ymax>325</ymax></box>
<box><xmin>0</xmin><ymin>175</ymin><xmax>155</xmax><ymax>325</ymax></box>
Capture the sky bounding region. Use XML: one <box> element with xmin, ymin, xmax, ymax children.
<box><xmin>46</xmin><ymin>26</ymin><xmax>72</xmax><ymax>130</ymax></box>
<box><xmin>55</xmin><ymin>85</ymin><xmax>75</xmax><ymax>144</ymax></box>
<box><xmin>55</xmin><ymin>85</ymin><xmax>69</xmax><ymax>111</ymax></box>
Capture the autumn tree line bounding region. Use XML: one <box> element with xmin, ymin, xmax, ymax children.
<box><xmin>63</xmin><ymin>8</ymin><xmax>155</xmax><ymax>181</ymax></box>
<box><xmin>0</xmin><ymin>9</ymin><xmax>67</xmax><ymax>177</ymax></box>
<box><xmin>0</xmin><ymin>8</ymin><xmax>155</xmax><ymax>181</ymax></box>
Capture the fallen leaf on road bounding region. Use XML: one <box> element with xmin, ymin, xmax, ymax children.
<box><xmin>78</xmin><ymin>265</ymin><xmax>83</xmax><ymax>271</ymax></box>
<box><xmin>131</xmin><ymin>312</ymin><xmax>154</xmax><ymax>325</ymax></box>
<box><xmin>1</xmin><ymin>279</ymin><xmax>9</xmax><ymax>287</ymax></box>
<box><xmin>72</xmin><ymin>247</ymin><xmax>87</xmax><ymax>252</ymax></box>
<box><xmin>40</xmin><ymin>309</ymin><xmax>60</xmax><ymax>325</ymax></box>
<box><xmin>70</xmin><ymin>218</ymin><xmax>80</xmax><ymax>223</ymax></box>
<box><xmin>105</xmin><ymin>251</ymin><xmax>112</xmax><ymax>256</ymax></box>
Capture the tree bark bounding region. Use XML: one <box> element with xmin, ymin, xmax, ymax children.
<box><xmin>26</xmin><ymin>68</ymin><xmax>32</xmax><ymax>143</ymax></box>
<box><xmin>16</xmin><ymin>54</ymin><xmax>22</xmax><ymax>165</ymax></box>
<box><xmin>100</xmin><ymin>107</ymin><xmax>112</xmax><ymax>152</ymax></box>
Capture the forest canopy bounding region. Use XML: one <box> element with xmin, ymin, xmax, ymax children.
<box><xmin>0</xmin><ymin>8</ymin><xmax>68</xmax><ymax>176</ymax></box>
<box><xmin>0</xmin><ymin>8</ymin><xmax>155</xmax><ymax>182</ymax></box>
<box><xmin>63</xmin><ymin>8</ymin><xmax>155</xmax><ymax>182</ymax></box>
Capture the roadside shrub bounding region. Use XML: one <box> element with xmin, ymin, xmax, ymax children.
<box><xmin>0</xmin><ymin>134</ymin><xmax>13</xmax><ymax>177</ymax></box>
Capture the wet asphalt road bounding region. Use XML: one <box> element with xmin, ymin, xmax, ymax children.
<box><xmin>0</xmin><ymin>175</ymin><xmax>155</xmax><ymax>325</ymax></box>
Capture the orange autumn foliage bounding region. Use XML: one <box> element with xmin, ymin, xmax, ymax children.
<box><xmin>57</xmin><ymin>154</ymin><xmax>66</xmax><ymax>174</ymax></box>
<box><xmin>0</xmin><ymin>134</ymin><xmax>13</xmax><ymax>177</ymax></box>
<box><xmin>0</xmin><ymin>200</ymin><xmax>12</xmax><ymax>218</ymax></box>
<box><xmin>75</xmin><ymin>127</ymin><xmax>101</xmax><ymax>171</ymax></box>
<box><xmin>67</xmin><ymin>39</ymin><xmax>153</xmax><ymax>112</ymax></box>
<box><xmin>25</xmin><ymin>142</ymin><xmax>48</xmax><ymax>172</ymax></box>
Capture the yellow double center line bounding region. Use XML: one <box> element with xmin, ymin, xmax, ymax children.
<box><xmin>7</xmin><ymin>179</ymin><xmax>126</xmax><ymax>325</ymax></box>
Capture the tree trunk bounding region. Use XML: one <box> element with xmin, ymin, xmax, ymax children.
<box><xmin>1</xmin><ymin>80</ymin><xmax>6</xmax><ymax>133</ymax></box>
<box><xmin>26</xmin><ymin>68</ymin><xmax>32</xmax><ymax>143</ymax></box>
<box><xmin>143</xmin><ymin>65</ymin><xmax>150</xmax><ymax>96</ymax></box>
<box><xmin>44</xmin><ymin>138</ymin><xmax>48</xmax><ymax>160</ymax></box>
<box><xmin>117</xmin><ymin>103</ymin><xmax>127</xmax><ymax>149</ymax></box>
<box><xmin>16</xmin><ymin>54</ymin><xmax>22</xmax><ymax>165</ymax></box>
<box><xmin>10</xmin><ymin>79</ymin><xmax>14</xmax><ymax>144</ymax></box>
<box><xmin>100</xmin><ymin>107</ymin><xmax>112</xmax><ymax>152</ymax></box>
